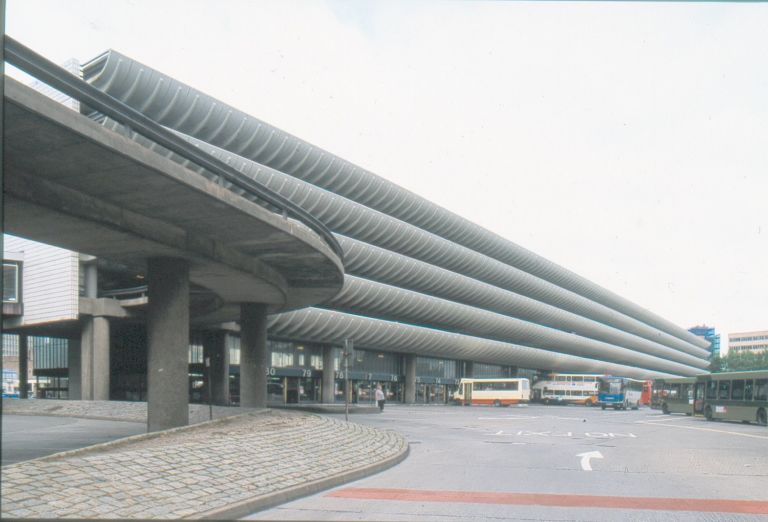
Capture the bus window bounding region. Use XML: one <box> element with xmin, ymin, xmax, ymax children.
<box><xmin>755</xmin><ymin>379</ymin><xmax>768</xmax><ymax>401</ymax></box>
<box><xmin>731</xmin><ymin>380</ymin><xmax>745</xmax><ymax>401</ymax></box>
<box><xmin>718</xmin><ymin>380</ymin><xmax>731</xmax><ymax>400</ymax></box>
<box><xmin>556</xmin><ymin>375</ymin><xmax>567</xmax><ymax>382</ymax></box>
<box><xmin>744</xmin><ymin>380</ymin><xmax>753</xmax><ymax>401</ymax></box>
<box><xmin>572</xmin><ymin>376</ymin><xmax>583</xmax><ymax>383</ymax></box>
<box><xmin>706</xmin><ymin>381</ymin><xmax>717</xmax><ymax>400</ymax></box>
<box><xmin>669</xmin><ymin>384</ymin><xmax>680</xmax><ymax>399</ymax></box>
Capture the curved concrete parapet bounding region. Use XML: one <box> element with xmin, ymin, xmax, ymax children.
<box><xmin>329</xmin><ymin>276</ymin><xmax>709</xmax><ymax>373</ymax></box>
<box><xmin>338</xmin><ymin>238</ymin><xmax>710</xmax><ymax>367</ymax></box>
<box><xmin>88</xmin><ymin>120</ymin><xmax>707</xmax><ymax>373</ymax></box>
<box><xmin>268</xmin><ymin>308</ymin><xmax>685</xmax><ymax>379</ymax></box>
<box><xmin>145</xmin><ymin>132</ymin><xmax>707</xmax><ymax>363</ymax></box>
<box><xmin>3</xmin><ymin>78</ymin><xmax>344</xmax><ymax>317</ymax></box>
<box><xmin>0</xmin><ymin>409</ymin><xmax>408</xmax><ymax>520</ymax></box>
<box><xmin>83</xmin><ymin>50</ymin><xmax>709</xmax><ymax>351</ymax></box>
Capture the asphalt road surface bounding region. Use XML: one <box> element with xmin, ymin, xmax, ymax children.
<box><xmin>1</xmin><ymin>415</ymin><xmax>146</xmax><ymax>465</ymax></box>
<box><xmin>248</xmin><ymin>404</ymin><xmax>768</xmax><ymax>521</ymax></box>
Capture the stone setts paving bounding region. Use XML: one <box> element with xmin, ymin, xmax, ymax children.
<box><xmin>1</xmin><ymin>405</ymin><xmax>407</xmax><ymax>519</ymax></box>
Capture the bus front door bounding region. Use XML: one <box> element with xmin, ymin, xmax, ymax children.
<box><xmin>693</xmin><ymin>382</ymin><xmax>705</xmax><ymax>415</ymax></box>
<box><xmin>464</xmin><ymin>383</ymin><xmax>472</xmax><ymax>406</ymax></box>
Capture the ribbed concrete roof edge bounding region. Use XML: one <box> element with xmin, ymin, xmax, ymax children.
<box><xmin>331</xmin><ymin>275</ymin><xmax>709</xmax><ymax>373</ymax></box>
<box><xmin>81</xmin><ymin>49</ymin><xmax>709</xmax><ymax>351</ymax></box>
<box><xmin>175</xmin><ymin>135</ymin><xmax>709</xmax><ymax>361</ymax></box>
<box><xmin>267</xmin><ymin>308</ymin><xmax>699</xmax><ymax>380</ymax></box>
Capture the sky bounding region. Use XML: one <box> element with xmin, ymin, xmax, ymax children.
<box><xmin>6</xmin><ymin>0</ymin><xmax>767</xmax><ymax>352</ymax></box>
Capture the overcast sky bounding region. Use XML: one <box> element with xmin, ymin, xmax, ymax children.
<box><xmin>7</xmin><ymin>0</ymin><xmax>767</xmax><ymax>351</ymax></box>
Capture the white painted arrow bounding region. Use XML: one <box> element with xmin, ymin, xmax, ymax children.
<box><xmin>576</xmin><ymin>451</ymin><xmax>603</xmax><ymax>471</ymax></box>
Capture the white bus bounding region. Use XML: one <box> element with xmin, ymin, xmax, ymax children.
<box><xmin>532</xmin><ymin>373</ymin><xmax>600</xmax><ymax>406</ymax></box>
<box><xmin>453</xmin><ymin>378</ymin><xmax>530</xmax><ymax>406</ymax></box>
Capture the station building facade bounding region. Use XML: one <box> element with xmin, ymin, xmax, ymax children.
<box><xmin>2</xmin><ymin>49</ymin><xmax>712</xmax><ymax>410</ymax></box>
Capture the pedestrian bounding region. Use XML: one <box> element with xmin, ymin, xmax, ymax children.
<box><xmin>375</xmin><ymin>384</ymin><xmax>385</xmax><ymax>412</ymax></box>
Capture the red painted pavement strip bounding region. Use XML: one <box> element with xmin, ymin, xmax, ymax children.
<box><xmin>327</xmin><ymin>488</ymin><xmax>768</xmax><ymax>514</ymax></box>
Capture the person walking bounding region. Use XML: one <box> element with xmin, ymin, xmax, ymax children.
<box><xmin>375</xmin><ymin>385</ymin><xmax>386</xmax><ymax>412</ymax></box>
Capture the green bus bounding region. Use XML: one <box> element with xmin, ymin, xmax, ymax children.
<box><xmin>699</xmin><ymin>370</ymin><xmax>768</xmax><ymax>426</ymax></box>
<box><xmin>653</xmin><ymin>377</ymin><xmax>699</xmax><ymax>416</ymax></box>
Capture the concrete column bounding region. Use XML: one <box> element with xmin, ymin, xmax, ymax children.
<box><xmin>147</xmin><ymin>257</ymin><xmax>190</xmax><ymax>432</ymax></box>
<box><xmin>84</xmin><ymin>261</ymin><xmax>98</xmax><ymax>298</ymax></box>
<box><xmin>321</xmin><ymin>345</ymin><xmax>336</xmax><ymax>404</ymax></box>
<box><xmin>19</xmin><ymin>333</ymin><xmax>29</xmax><ymax>399</ymax></box>
<box><xmin>80</xmin><ymin>316</ymin><xmax>110</xmax><ymax>400</ymax></box>
<box><xmin>68</xmin><ymin>339</ymin><xmax>82</xmax><ymax>400</ymax></box>
<box><xmin>239</xmin><ymin>303</ymin><xmax>268</xmax><ymax>409</ymax></box>
<box><xmin>202</xmin><ymin>330</ymin><xmax>229</xmax><ymax>406</ymax></box>
<box><xmin>404</xmin><ymin>354</ymin><xmax>416</xmax><ymax>404</ymax></box>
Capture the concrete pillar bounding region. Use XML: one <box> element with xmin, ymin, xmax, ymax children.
<box><xmin>404</xmin><ymin>354</ymin><xmax>416</xmax><ymax>404</ymax></box>
<box><xmin>146</xmin><ymin>257</ymin><xmax>190</xmax><ymax>432</ymax></box>
<box><xmin>80</xmin><ymin>316</ymin><xmax>110</xmax><ymax>400</ymax></box>
<box><xmin>321</xmin><ymin>345</ymin><xmax>336</xmax><ymax>404</ymax></box>
<box><xmin>239</xmin><ymin>303</ymin><xmax>268</xmax><ymax>409</ymax></box>
<box><xmin>68</xmin><ymin>339</ymin><xmax>82</xmax><ymax>400</ymax></box>
<box><xmin>84</xmin><ymin>261</ymin><xmax>98</xmax><ymax>298</ymax></box>
<box><xmin>19</xmin><ymin>333</ymin><xmax>29</xmax><ymax>399</ymax></box>
<box><xmin>202</xmin><ymin>330</ymin><xmax>229</xmax><ymax>406</ymax></box>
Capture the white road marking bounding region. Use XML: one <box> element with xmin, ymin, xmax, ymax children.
<box><xmin>494</xmin><ymin>430</ymin><xmax>503</xmax><ymax>435</ymax></box>
<box><xmin>477</xmin><ymin>416</ymin><xmax>540</xmax><ymax>420</ymax></box>
<box><xmin>576</xmin><ymin>450</ymin><xmax>603</xmax><ymax>471</ymax></box>
<box><xmin>635</xmin><ymin>421</ymin><xmax>768</xmax><ymax>440</ymax></box>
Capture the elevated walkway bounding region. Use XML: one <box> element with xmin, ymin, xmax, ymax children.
<box><xmin>3</xmin><ymin>77</ymin><xmax>344</xmax><ymax>321</ymax></box>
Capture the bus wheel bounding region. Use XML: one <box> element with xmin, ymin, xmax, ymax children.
<box><xmin>662</xmin><ymin>403</ymin><xmax>669</xmax><ymax>415</ymax></box>
<box><xmin>601</xmin><ymin>404</ymin><xmax>606</xmax><ymax>410</ymax></box>
<box><xmin>632</xmin><ymin>401</ymin><xmax>640</xmax><ymax>410</ymax></box>
<box><xmin>704</xmin><ymin>406</ymin><xmax>713</xmax><ymax>421</ymax></box>
<box><xmin>757</xmin><ymin>408</ymin><xmax>767</xmax><ymax>426</ymax></box>
<box><xmin>493</xmin><ymin>400</ymin><xmax>502</xmax><ymax>407</ymax></box>
<box><xmin>585</xmin><ymin>399</ymin><xmax>592</xmax><ymax>407</ymax></box>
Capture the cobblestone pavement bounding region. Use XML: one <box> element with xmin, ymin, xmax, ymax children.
<box><xmin>1</xmin><ymin>398</ymin><xmax>259</xmax><ymax>424</ymax></box>
<box><xmin>1</xmin><ymin>409</ymin><xmax>408</xmax><ymax>519</ymax></box>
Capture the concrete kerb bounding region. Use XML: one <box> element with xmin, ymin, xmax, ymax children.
<box><xmin>1</xmin><ymin>409</ymin><xmax>270</xmax><ymax>468</ymax></box>
<box><xmin>0</xmin><ymin>409</ymin><xmax>146</xmax><ymax>423</ymax></box>
<box><xmin>194</xmin><ymin>437</ymin><xmax>410</xmax><ymax>520</ymax></box>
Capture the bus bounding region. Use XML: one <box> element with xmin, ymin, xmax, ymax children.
<box><xmin>597</xmin><ymin>376</ymin><xmax>644</xmax><ymax>410</ymax></box>
<box><xmin>699</xmin><ymin>370</ymin><xmax>767</xmax><ymax>426</ymax></box>
<box><xmin>653</xmin><ymin>377</ymin><xmax>698</xmax><ymax>416</ymax></box>
<box><xmin>453</xmin><ymin>378</ymin><xmax>530</xmax><ymax>407</ymax></box>
<box><xmin>531</xmin><ymin>373</ymin><xmax>599</xmax><ymax>406</ymax></box>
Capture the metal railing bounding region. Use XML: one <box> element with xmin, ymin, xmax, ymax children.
<box><xmin>3</xmin><ymin>35</ymin><xmax>344</xmax><ymax>262</ymax></box>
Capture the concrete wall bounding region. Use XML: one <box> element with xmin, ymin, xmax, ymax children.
<box><xmin>3</xmin><ymin>235</ymin><xmax>79</xmax><ymax>326</ymax></box>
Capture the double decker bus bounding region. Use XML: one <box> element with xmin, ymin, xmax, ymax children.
<box><xmin>653</xmin><ymin>377</ymin><xmax>698</xmax><ymax>416</ymax></box>
<box><xmin>453</xmin><ymin>378</ymin><xmax>530</xmax><ymax>407</ymax></box>
<box><xmin>531</xmin><ymin>373</ymin><xmax>599</xmax><ymax>406</ymax></box>
<box><xmin>597</xmin><ymin>376</ymin><xmax>644</xmax><ymax>410</ymax></box>
<box><xmin>700</xmin><ymin>370</ymin><xmax>768</xmax><ymax>426</ymax></box>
